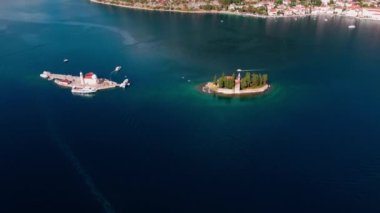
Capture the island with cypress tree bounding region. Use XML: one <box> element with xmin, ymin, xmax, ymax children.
<box><xmin>202</xmin><ymin>71</ymin><xmax>269</xmax><ymax>95</ymax></box>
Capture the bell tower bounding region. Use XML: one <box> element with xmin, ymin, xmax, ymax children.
<box><xmin>234</xmin><ymin>73</ymin><xmax>241</xmax><ymax>93</ymax></box>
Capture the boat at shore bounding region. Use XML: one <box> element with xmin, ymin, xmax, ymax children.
<box><xmin>71</xmin><ymin>86</ymin><xmax>97</xmax><ymax>94</ymax></box>
<box><xmin>119</xmin><ymin>78</ymin><xmax>130</xmax><ymax>88</ymax></box>
<box><xmin>40</xmin><ymin>71</ymin><xmax>49</xmax><ymax>79</ymax></box>
<box><xmin>54</xmin><ymin>79</ymin><xmax>72</xmax><ymax>87</ymax></box>
<box><xmin>348</xmin><ymin>25</ymin><xmax>356</xmax><ymax>29</ymax></box>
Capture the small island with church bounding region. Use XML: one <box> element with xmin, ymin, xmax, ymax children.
<box><xmin>202</xmin><ymin>71</ymin><xmax>270</xmax><ymax>96</ymax></box>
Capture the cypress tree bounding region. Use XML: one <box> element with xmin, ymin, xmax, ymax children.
<box><xmin>252</xmin><ymin>73</ymin><xmax>259</xmax><ymax>87</ymax></box>
<box><xmin>262</xmin><ymin>74</ymin><xmax>268</xmax><ymax>85</ymax></box>
<box><xmin>258</xmin><ymin>74</ymin><xmax>263</xmax><ymax>86</ymax></box>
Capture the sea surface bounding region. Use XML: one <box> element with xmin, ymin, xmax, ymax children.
<box><xmin>1</xmin><ymin>0</ymin><xmax>380</xmax><ymax>212</ymax></box>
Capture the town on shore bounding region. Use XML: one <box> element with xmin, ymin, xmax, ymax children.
<box><xmin>91</xmin><ymin>0</ymin><xmax>380</xmax><ymax>20</ymax></box>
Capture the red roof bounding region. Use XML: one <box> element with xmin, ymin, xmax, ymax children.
<box><xmin>85</xmin><ymin>72</ymin><xmax>95</xmax><ymax>79</ymax></box>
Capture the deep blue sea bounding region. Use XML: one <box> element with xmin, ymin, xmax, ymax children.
<box><xmin>1</xmin><ymin>0</ymin><xmax>380</xmax><ymax>212</ymax></box>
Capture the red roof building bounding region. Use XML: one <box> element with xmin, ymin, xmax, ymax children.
<box><xmin>85</xmin><ymin>72</ymin><xmax>95</xmax><ymax>79</ymax></box>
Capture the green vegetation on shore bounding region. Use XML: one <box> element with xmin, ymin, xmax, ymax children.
<box><xmin>215</xmin><ymin>73</ymin><xmax>236</xmax><ymax>89</ymax></box>
<box><xmin>213</xmin><ymin>72</ymin><xmax>269</xmax><ymax>90</ymax></box>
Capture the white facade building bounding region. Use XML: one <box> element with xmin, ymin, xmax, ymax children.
<box><xmin>83</xmin><ymin>72</ymin><xmax>98</xmax><ymax>85</ymax></box>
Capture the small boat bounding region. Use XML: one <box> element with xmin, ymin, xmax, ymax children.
<box><xmin>40</xmin><ymin>71</ymin><xmax>49</xmax><ymax>79</ymax></box>
<box><xmin>119</xmin><ymin>79</ymin><xmax>130</xmax><ymax>88</ymax></box>
<box><xmin>348</xmin><ymin>25</ymin><xmax>356</xmax><ymax>29</ymax></box>
<box><xmin>63</xmin><ymin>59</ymin><xmax>69</xmax><ymax>63</ymax></box>
<box><xmin>54</xmin><ymin>79</ymin><xmax>72</xmax><ymax>87</ymax></box>
<box><xmin>71</xmin><ymin>86</ymin><xmax>97</xmax><ymax>94</ymax></box>
<box><xmin>114</xmin><ymin>66</ymin><xmax>122</xmax><ymax>72</ymax></box>
<box><xmin>324</xmin><ymin>18</ymin><xmax>328</xmax><ymax>22</ymax></box>
<box><xmin>220</xmin><ymin>20</ymin><xmax>224</xmax><ymax>23</ymax></box>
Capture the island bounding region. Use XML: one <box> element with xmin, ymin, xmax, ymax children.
<box><xmin>91</xmin><ymin>0</ymin><xmax>380</xmax><ymax>21</ymax></box>
<box><xmin>202</xmin><ymin>71</ymin><xmax>269</xmax><ymax>95</ymax></box>
<box><xmin>40</xmin><ymin>71</ymin><xmax>130</xmax><ymax>94</ymax></box>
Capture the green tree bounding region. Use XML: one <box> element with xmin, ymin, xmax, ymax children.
<box><xmin>241</xmin><ymin>72</ymin><xmax>250</xmax><ymax>89</ymax></box>
<box><xmin>255</xmin><ymin>6</ymin><xmax>267</xmax><ymax>15</ymax></box>
<box><xmin>275</xmin><ymin>0</ymin><xmax>283</xmax><ymax>5</ymax></box>
<box><xmin>218</xmin><ymin>73</ymin><xmax>225</xmax><ymax>88</ymax></box>
<box><xmin>229</xmin><ymin>79</ymin><xmax>234</xmax><ymax>89</ymax></box>
<box><xmin>200</xmin><ymin>4</ymin><xmax>214</xmax><ymax>10</ymax></box>
<box><xmin>258</xmin><ymin>74</ymin><xmax>262</xmax><ymax>86</ymax></box>
<box><xmin>312</xmin><ymin>0</ymin><xmax>322</xmax><ymax>6</ymax></box>
<box><xmin>219</xmin><ymin>0</ymin><xmax>243</xmax><ymax>5</ymax></box>
<box><xmin>262</xmin><ymin>74</ymin><xmax>268</xmax><ymax>85</ymax></box>
<box><xmin>251</xmin><ymin>73</ymin><xmax>259</xmax><ymax>87</ymax></box>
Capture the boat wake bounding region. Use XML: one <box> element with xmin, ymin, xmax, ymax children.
<box><xmin>56</xmin><ymin>138</ymin><xmax>114</xmax><ymax>213</ymax></box>
<box><xmin>41</xmin><ymin>109</ymin><xmax>115</xmax><ymax>213</ymax></box>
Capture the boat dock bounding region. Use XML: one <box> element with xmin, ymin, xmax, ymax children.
<box><xmin>40</xmin><ymin>71</ymin><xmax>130</xmax><ymax>93</ymax></box>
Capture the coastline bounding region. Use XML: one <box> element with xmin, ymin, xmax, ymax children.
<box><xmin>90</xmin><ymin>0</ymin><xmax>266</xmax><ymax>18</ymax></box>
<box><xmin>90</xmin><ymin>0</ymin><xmax>380</xmax><ymax>21</ymax></box>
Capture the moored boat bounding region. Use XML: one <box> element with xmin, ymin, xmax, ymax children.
<box><xmin>54</xmin><ymin>79</ymin><xmax>72</xmax><ymax>87</ymax></box>
<box><xmin>119</xmin><ymin>78</ymin><xmax>130</xmax><ymax>88</ymax></box>
<box><xmin>40</xmin><ymin>71</ymin><xmax>50</xmax><ymax>79</ymax></box>
<box><xmin>71</xmin><ymin>86</ymin><xmax>97</xmax><ymax>94</ymax></box>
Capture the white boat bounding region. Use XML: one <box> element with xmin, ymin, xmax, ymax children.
<box><xmin>71</xmin><ymin>86</ymin><xmax>97</xmax><ymax>94</ymax></box>
<box><xmin>114</xmin><ymin>66</ymin><xmax>122</xmax><ymax>72</ymax></box>
<box><xmin>324</xmin><ymin>18</ymin><xmax>328</xmax><ymax>22</ymax></box>
<box><xmin>54</xmin><ymin>79</ymin><xmax>72</xmax><ymax>87</ymax></box>
<box><xmin>348</xmin><ymin>25</ymin><xmax>356</xmax><ymax>29</ymax></box>
<box><xmin>63</xmin><ymin>59</ymin><xmax>69</xmax><ymax>63</ymax></box>
<box><xmin>40</xmin><ymin>72</ymin><xmax>48</xmax><ymax>79</ymax></box>
<box><xmin>119</xmin><ymin>79</ymin><xmax>130</xmax><ymax>88</ymax></box>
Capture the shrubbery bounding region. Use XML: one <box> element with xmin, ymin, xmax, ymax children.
<box><xmin>214</xmin><ymin>72</ymin><xmax>269</xmax><ymax>89</ymax></box>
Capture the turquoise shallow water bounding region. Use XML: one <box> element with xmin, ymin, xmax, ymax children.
<box><xmin>1</xmin><ymin>0</ymin><xmax>380</xmax><ymax>212</ymax></box>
